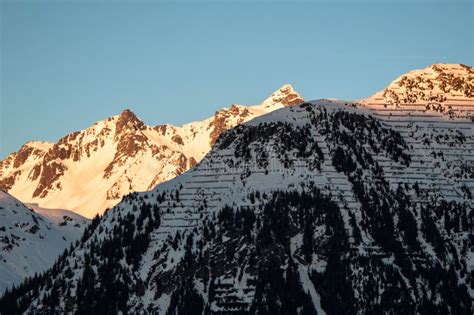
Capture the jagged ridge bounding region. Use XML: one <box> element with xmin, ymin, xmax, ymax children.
<box><xmin>0</xmin><ymin>85</ymin><xmax>304</xmax><ymax>218</ymax></box>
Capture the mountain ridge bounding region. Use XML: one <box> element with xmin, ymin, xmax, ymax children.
<box><xmin>0</xmin><ymin>85</ymin><xmax>304</xmax><ymax>218</ymax></box>
<box><xmin>1</xmin><ymin>96</ymin><xmax>472</xmax><ymax>313</ymax></box>
<box><xmin>1</xmin><ymin>63</ymin><xmax>471</xmax><ymax>219</ymax></box>
<box><xmin>361</xmin><ymin>63</ymin><xmax>473</xmax><ymax>120</ymax></box>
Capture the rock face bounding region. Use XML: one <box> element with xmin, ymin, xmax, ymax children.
<box><xmin>0</xmin><ymin>190</ymin><xmax>89</xmax><ymax>294</ymax></box>
<box><xmin>1</xmin><ymin>62</ymin><xmax>472</xmax><ymax>314</ymax></box>
<box><xmin>0</xmin><ymin>85</ymin><xmax>304</xmax><ymax>218</ymax></box>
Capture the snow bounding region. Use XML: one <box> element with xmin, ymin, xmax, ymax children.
<box><xmin>3</xmin><ymin>64</ymin><xmax>473</xmax><ymax>311</ymax></box>
<box><xmin>0</xmin><ymin>191</ymin><xmax>89</xmax><ymax>294</ymax></box>
<box><xmin>298</xmin><ymin>265</ymin><xmax>326</xmax><ymax>315</ymax></box>
<box><xmin>291</xmin><ymin>234</ymin><xmax>327</xmax><ymax>314</ymax></box>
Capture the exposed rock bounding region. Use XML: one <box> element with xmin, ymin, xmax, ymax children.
<box><xmin>171</xmin><ymin>135</ymin><xmax>184</xmax><ymax>146</ymax></box>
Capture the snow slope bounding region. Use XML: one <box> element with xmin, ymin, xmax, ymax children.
<box><xmin>3</xmin><ymin>92</ymin><xmax>472</xmax><ymax>313</ymax></box>
<box><xmin>0</xmin><ymin>191</ymin><xmax>89</xmax><ymax>294</ymax></box>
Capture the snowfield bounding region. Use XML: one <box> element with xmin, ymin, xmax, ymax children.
<box><xmin>0</xmin><ymin>191</ymin><xmax>89</xmax><ymax>294</ymax></box>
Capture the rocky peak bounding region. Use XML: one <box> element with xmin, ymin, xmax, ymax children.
<box><xmin>394</xmin><ymin>63</ymin><xmax>472</xmax><ymax>85</ymax></box>
<box><xmin>262</xmin><ymin>84</ymin><xmax>304</xmax><ymax>107</ymax></box>
<box><xmin>363</xmin><ymin>63</ymin><xmax>473</xmax><ymax>108</ymax></box>
<box><xmin>429</xmin><ymin>63</ymin><xmax>473</xmax><ymax>73</ymax></box>
<box><xmin>115</xmin><ymin>109</ymin><xmax>146</xmax><ymax>136</ymax></box>
<box><xmin>119</xmin><ymin>108</ymin><xmax>136</xmax><ymax>119</ymax></box>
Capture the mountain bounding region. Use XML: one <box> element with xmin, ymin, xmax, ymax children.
<box><xmin>0</xmin><ymin>190</ymin><xmax>89</xmax><ymax>294</ymax></box>
<box><xmin>1</xmin><ymin>64</ymin><xmax>472</xmax><ymax>314</ymax></box>
<box><xmin>0</xmin><ymin>85</ymin><xmax>304</xmax><ymax>218</ymax></box>
<box><xmin>361</xmin><ymin>63</ymin><xmax>473</xmax><ymax>119</ymax></box>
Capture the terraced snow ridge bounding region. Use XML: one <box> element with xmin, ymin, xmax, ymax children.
<box><xmin>0</xmin><ymin>85</ymin><xmax>303</xmax><ymax>218</ymax></box>
<box><xmin>0</xmin><ymin>64</ymin><xmax>472</xmax><ymax>314</ymax></box>
<box><xmin>360</xmin><ymin>63</ymin><xmax>473</xmax><ymax>204</ymax></box>
<box><xmin>0</xmin><ymin>190</ymin><xmax>89</xmax><ymax>294</ymax></box>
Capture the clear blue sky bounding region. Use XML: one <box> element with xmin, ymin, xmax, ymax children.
<box><xmin>1</xmin><ymin>0</ymin><xmax>472</xmax><ymax>159</ymax></box>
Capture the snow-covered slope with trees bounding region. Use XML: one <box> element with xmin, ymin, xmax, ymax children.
<box><xmin>1</xmin><ymin>61</ymin><xmax>472</xmax><ymax>313</ymax></box>
<box><xmin>0</xmin><ymin>191</ymin><xmax>89</xmax><ymax>294</ymax></box>
<box><xmin>0</xmin><ymin>64</ymin><xmax>472</xmax><ymax>314</ymax></box>
<box><xmin>0</xmin><ymin>85</ymin><xmax>303</xmax><ymax>218</ymax></box>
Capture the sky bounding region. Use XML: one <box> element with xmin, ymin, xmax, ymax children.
<box><xmin>1</xmin><ymin>0</ymin><xmax>473</xmax><ymax>159</ymax></box>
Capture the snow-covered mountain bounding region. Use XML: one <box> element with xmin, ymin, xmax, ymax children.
<box><xmin>0</xmin><ymin>85</ymin><xmax>304</xmax><ymax>218</ymax></box>
<box><xmin>0</xmin><ymin>190</ymin><xmax>89</xmax><ymax>294</ymax></box>
<box><xmin>361</xmin><ymin>63</ymin><xmax>473</xmax><ymax>119</ymax></box>
<box><xmin>1</xmin><ymin>64</ymin><xmax>472</xmax><ymax>314</ymax></box>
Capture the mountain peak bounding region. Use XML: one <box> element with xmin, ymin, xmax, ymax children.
<box><xmin>362</xmin><ymin>63</ymin><xmax>473</xmax><ymax>108</ymax></box>
<box><xmin>115</xmin><ymin>109</ymin><xmax>145</xmax><ymax>134</ymax></box>
<box><xmin>395</xmin><ymin>63</ymin><xmax>472</xmax><ymax>80</ymax></box>
<box><xmin>119</xmin><ymin>108</ymin><xmax>138</xmax><ymax>120</ymax></box>
<box><xmin>261</xmin><ymin>84</ymin><xmax>304</xmax><ymax>107</ymax></box>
